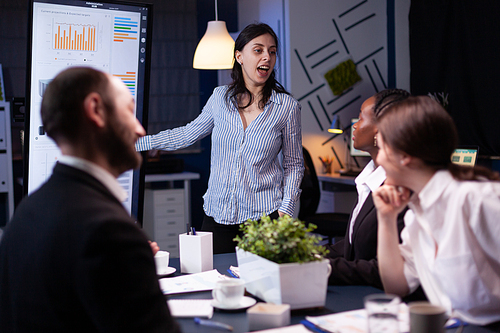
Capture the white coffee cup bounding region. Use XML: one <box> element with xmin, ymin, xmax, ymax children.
<box><xmin>154</xmin><ymin>250</ymin><xmax>170</xmax><ymax>275</ymax></box>
<box><xmin>212</xmin><ymin>278</ymin><xmax>245</xmax><ymax>308</ymax></box>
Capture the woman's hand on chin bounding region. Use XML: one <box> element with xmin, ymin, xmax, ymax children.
<box><xmin>373</xmin><ymin>184</ymin><xmax>410</xmax><ymax>219</ymax></box>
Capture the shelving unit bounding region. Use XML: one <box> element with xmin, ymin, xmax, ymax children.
<box><xmin>142</xmin><ymin>172</ymin><xmax>200</xmax><ymax>258</ymax></box>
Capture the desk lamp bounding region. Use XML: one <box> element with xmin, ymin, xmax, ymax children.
<box><xmin>328</xmin><ymin>115</ymin><xmax>348</xmax><ymax>171</ymax></box>
<box><xmin>328</xmin><ymin>116</ymin><xmax>360</xmax><ymax>175</ymax></box>
<box><xmin>328</xmin><ymin>115</ymin><xmax>343</xmax><ymax>134</ymax></box>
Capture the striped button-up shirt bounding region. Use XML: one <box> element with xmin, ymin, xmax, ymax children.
<box><xmin>136</xmin><ymin>86</ymin><xmax>304</xmax><ymax>224</ymax></box>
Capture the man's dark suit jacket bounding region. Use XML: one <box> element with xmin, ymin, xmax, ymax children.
<box><xmin>326</xmin><ymin>194</ymin><xmax>406</xmax><ymax>289</ymax></box>
<box><xmin>0</xmin><ymin>163</ymin><xmax>181</xmax><ymax>333</ymax></box>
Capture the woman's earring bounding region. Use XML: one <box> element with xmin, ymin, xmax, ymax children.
<box><xmin>374</xmin><ymin>135</ymin><xmax>377</xmax><ymax>147</ymax></box>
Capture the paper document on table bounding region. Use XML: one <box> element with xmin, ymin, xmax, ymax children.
<box><xmin>253</xmin><ymin>324</ymin><xmax>312</xmax><ymax>332</ymax></box>
<box><xmin>159</xmin><ymin>269</ymin><xmax>227</xmax><ymax>295</ymax></box>
<box><xmin>167</xmin><ymin>299</ymin><xmax>214</xmax><ymax>318</ymax></box>
<box><xmin>306</xmin><ymin>303</ymin><xmax>410</xmax><ymax>333</ymax></box>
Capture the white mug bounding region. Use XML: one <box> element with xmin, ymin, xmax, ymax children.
<box><xmin>212</xmin><ymin>278</ymin><xmax>245</xmax><ymax>307</ymax></box>
<box><xmin>154</xmin><ymin>250</ymin><xmax>170</xmax><ymax>275</ymax></box>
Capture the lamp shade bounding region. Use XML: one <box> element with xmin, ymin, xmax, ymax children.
<box><xmin>193</xmin><ymin>21</ymin><xmax>235</xmax><ymax>70</ymax></box>
<box><xmin>328</xmin><ymin>115</ymin><xmax>343</xmax><ymax>134</ymax></box>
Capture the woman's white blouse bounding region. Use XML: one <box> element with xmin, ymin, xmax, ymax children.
<box><xmin>400</xmin><ymin>170</ymin><xmax>500</xmax><ymax>325</ymax></box>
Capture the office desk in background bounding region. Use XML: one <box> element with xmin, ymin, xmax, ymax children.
<box><xmin>317</xmin><ymin>173</ymin><xmax>357</xmax><ymax>214</ymax></box>
<box><xmin>166</xmin><ymin>254</ymin><xmax>496</xmax><ymax>333</ymax></box>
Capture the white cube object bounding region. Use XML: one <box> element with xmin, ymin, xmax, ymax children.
<box><xmin>236</xmin><ymin>248</ymin><xmax>330</xmax><ymax>310</ymax></box>
<box><xmin>247</xmin><ymin>303</ymin><xmax>291</xmax><ymax>331</ymax></box>
<box><xmin>179</xmin><ymin>232</ymin><xmax>213</xmax><ymax>273</ymax></box>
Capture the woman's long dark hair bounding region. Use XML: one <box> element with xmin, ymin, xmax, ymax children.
<box><xmin>378</xmin><ymin>96</ymin><xmax>500</xmax><ymax>181</ymax></box>
<box><xmin>226</xmin><ymin>23</ymin><xmax>289</xmax><ymax>109</ymax></box>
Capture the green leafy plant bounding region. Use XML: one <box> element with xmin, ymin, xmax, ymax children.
<box><xmin>324</xmin><ymin>58</ymin><xmax>362</xmax><ymax>96</ymax></box>
<box><xmin>234</xmin><ymin>215</ymin><xmax>329</xmax><ymax>264</ymax></box>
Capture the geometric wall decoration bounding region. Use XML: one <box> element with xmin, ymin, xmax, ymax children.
<box><xmin>288</xmin><ymin>0</ymin><xmax>389</xmax><ymax>172</ymax></box>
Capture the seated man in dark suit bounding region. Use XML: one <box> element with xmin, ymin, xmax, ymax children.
<box><xmin>327</xmin><ymin>89</ymin><xmax>409</xmax><ymax>289</ymax></box>
<box><xmin>0</xmin><ymin>67</ymin><xmax>181</xmax><ymax>332</ymax></box>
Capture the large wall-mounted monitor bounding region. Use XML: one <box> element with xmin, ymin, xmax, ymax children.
<box><xmin>25</xmin><ymin>0</ymin><xmax>153</xmax><ymax>221</ymax></box>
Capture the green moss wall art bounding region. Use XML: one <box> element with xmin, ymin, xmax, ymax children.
<box><xmin>324</xmin><ymin>59</ymin><xmax>362</xmax><ymax>96</ymax></box>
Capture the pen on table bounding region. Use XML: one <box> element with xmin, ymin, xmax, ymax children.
<box><xmin>300</xmin><ymin>320</ymin><xmax>336</xmax><ymax>333</ymax></box>
<box><xmin>192</xmin><ymin>227</ymin><xmax>197</xmax><ymax>235</ymax></box>
<box><xmin>226</xmin><ymin>268</ymin><xmax>239</xmax><ymax>278</ymax></box>
<box><xmin>194</xmin><ymin>317</ymin><xmax>233</xmax><ymax>331</ymax></box>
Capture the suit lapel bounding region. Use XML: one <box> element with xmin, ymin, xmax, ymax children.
<box><xmin>351</xmin><ymin>194</ymin><xmax>375</xmax><ymax>239</ymax></box>
<box><xmin>344</xmin><ymin>194</ymin><xmax>376</xmax><ymax>259</ymax></box>
<box><xmin>343</xmin><ymin>197</ymin><xmax>358</xmax><ymax>257</ymax></box>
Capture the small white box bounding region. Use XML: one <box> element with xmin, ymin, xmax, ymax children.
<box><xmin>247</xmin><ymin>303</ymin><xmax>291</xmax><ymax>331</ymax></box>
<box><xmin>179</xmin><ymin>232</ymin><xmax>213</xmax><ymax>273</ymax></box>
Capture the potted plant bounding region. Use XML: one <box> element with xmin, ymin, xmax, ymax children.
<box><xmin>234</xmin><ymin>215</ymin><xmax>331</xmax><ymax>310</ymax></box>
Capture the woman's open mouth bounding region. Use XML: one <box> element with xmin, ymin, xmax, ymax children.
<box><xmin>257</xmin><ymin>65</ymin><xmax>270</xmax><ymax>76</ymax></box>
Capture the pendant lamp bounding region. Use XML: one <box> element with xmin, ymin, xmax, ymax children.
<box><xmin>193</xmin><ymin>0</ymin><xmax>235</xmax><ymax>70</ymax></box>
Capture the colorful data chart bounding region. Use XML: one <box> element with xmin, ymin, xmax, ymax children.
<box><xmin>113</xmin><ymin>16</ymin><xmax>138</xmax><ymax>43</ymax></box>
<box><xmin>54</xmin><ymin>22</ymin><xmax>96</xmax><ymax>51</ymax></box>
<box><xmin>114</xmin><ymin>72</ymin><xmax>136</xmax><ymax>96</ymax></box>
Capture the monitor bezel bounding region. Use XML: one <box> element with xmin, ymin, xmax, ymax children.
<box><xmin>24</xmin><ymin>0</ymin><xmax>154</xmax><ymax>223</ymax></box>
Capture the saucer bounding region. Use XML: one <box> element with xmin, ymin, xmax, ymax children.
<box><xmin>158</xmin><ymin>267</ymin><xmax>176</xmax><ymax>277</ymax></box>
<box><xmin>211</xmin><ymin>296</ymin><xmax>257</xmax><ymax>310</ymax></box>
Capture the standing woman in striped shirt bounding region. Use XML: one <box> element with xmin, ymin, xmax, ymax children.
<box><xmin>136</xmin><ymin>23</ymin><xmax>304</xmax><ymax>253</ymax></box>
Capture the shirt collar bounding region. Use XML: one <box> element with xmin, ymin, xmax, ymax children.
<box><xmin>411</xmin><ymin>169</ymin><xmax>453</xmax><ymax>210</ymax></box>
<box><xmin>226</xmin><ymin>86</ymin><xmax>282</xmax><ymax>107</ymax></box>
<box><xmin>355</xmin><ymin>160</ymin><xmax>386</xmax><ymax>192</ymax></box>
<box><xmin>58</xmin><ymin>155</ymin><xmax>128</xmax><ymax>203</ymax></box>
<box><xmin>269</xmin><ymin>89</ymin><xmax>281</xmax><ymax>105</ymax></box>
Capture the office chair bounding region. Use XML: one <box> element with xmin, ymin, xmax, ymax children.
<box><xmin>299</xmin><ymin>147</ymin><xmax>350</xmax><ymax>244</ymax></box>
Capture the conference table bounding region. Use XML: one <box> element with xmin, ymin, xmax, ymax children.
<box><xmin>166</xmin><ymin>253</ymin><xmax>497</xmax><ymax>333</ymax></box>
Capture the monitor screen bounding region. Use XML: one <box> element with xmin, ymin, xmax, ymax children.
<box><xmin>451</xmin><ymin>147</ymin><xmax>478</xmax><ymax>167</ymax></box>
<box><xmin>25</xmin><ymin>0</ymin><xmax>153</xmax><ymax>221</ymax></box>
<box><xmin>350</xmin><ymin>118</ymin><xmax>371</xmax><ymax>157</ymax></box>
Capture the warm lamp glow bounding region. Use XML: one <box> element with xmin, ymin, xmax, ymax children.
<box><xmin>193</xmin><ymin>21</ymin><xmax>235</xmax><ymax>70</ymax></box>
<box><xmin>328</xmin><ymin>115</ymin><xmax>343</xmax><ymax>134</ymax></box>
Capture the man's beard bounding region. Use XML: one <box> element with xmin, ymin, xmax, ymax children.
<box><xmin>100</xmin><ymin>114</ymin><xmax>142</xmax><ymax>175</ymax></box>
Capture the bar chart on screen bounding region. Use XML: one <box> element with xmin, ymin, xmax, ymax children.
<box><xmin>53</xmin><ymin>21</ymin><xmax>98</xmax><ymax>52</ymax></box>
<box><xmin>113</xmin><ymin>72</ymin><xmax>137</xmax><ymax>97</ymax></box>
<box><xmin>113</xmin><ymin>17</ymin><xmax>139</xmax><ymax>43</ymax></box>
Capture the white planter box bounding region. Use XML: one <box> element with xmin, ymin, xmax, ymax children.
<box><xmin>236</xmin><ymin>248</ymin><xmax>331</xmax><ymax>310</ymax></box>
